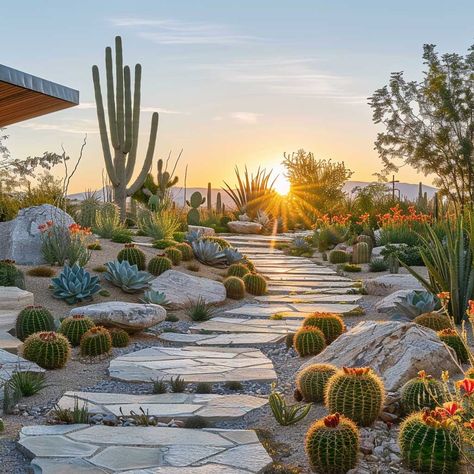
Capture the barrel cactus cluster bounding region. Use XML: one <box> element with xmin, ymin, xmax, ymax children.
<box><xmin>23</xmin><ymin>331</ymin><xmax>71</xmax><ymax>369</ymax></box>
<box><xmin>16</xmin><ymin>306</ymin><xmax>55</xmax><ymax>341</ymax></box>
<box><xmin>302</xmin><ymin>313</ymin><xmax>346</xmax><ymax>344</ymax></box>
<box><xmin>227</xmin><ymin>263</ymin><xmax>250</xmax><ymax>278</ymax></box>
<box><xmin>293</xmin><ymin>326</ymin><xmax>326</xmax><ymax>357</ymax></box>
<box><xmin>117</xmin><ymin>244</ymin><xmax>146</xmax><ymax>270</ymax></box>
<box><xmin>59</xmin><ymin>314</ymin><xmax>95</xmax><ymax>347</ymax></box>
<box><xmin>80</xmin><ymin>326</ymin><xmax>112</xmax><ymax>357</ymax></box>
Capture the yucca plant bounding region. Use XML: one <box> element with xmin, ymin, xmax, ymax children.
<box><xmin>269</xmin><ymin>388</ymin><xmax>311</xmax><ymax>426</ymax></box>
<box><xmin>186</xmin><ymin>296</ymin><xmax>216</xmax><ymax>321</ymax></box>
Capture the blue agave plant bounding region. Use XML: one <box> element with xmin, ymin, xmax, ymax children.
<box><xmin>223</xmin><ymin>247</ymin><xmax>244</xmax><ymax>265</ymax></box>
<box><xmin>140</xmin><ymin>289</ymin><xmax>170</xmax><ymax>306</ymax></box>
<box><xmin>51</xmin><ymin>264</ymin><xmax>101</xmax><ymax>305</ymax></box>
<box><xmin>191</xmin><ymin>240</ymin><xmax>227</xmax><ymax>267</ymax></box>
<box><xmin>104</xmin><ymin>260</ymin><xmax>153</xmax><ymax>293</ymax></box>
<box><xmin>390</xmin><ymin>290</ymin><xmax>440</xmax><ymax>321</ymax></box>
<box><xmin>185</xmin><ymin>229</ymin><xmax>204</xmax><ymax>244</ymax></box>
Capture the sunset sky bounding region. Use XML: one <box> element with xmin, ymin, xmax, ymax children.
<box><xmin>2</xmin><ymin>0</ymin><xmax>474</xmax><ymax>193</ymax></box>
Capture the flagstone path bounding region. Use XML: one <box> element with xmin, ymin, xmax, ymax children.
<box><xmin>55</xmin><ymin>391</ymin><xmax>267</xmax><ymax>422</ymax></box>
<box><xmin>190</xmin><ymin>317</ymin><xmax>300</xmax><ymax>334</ymax></box>
<box><xmin>159</xmin><ymin>331</ymin><xmax>286</xmax><ymax>345</ymax></box>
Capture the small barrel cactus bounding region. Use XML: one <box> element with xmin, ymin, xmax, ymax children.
<box><xmin>306</xmin><ymin>413</ymin><xmax>359</xmax><ymax>473</ymax></box>
<box><xmin>165</xmin><ymin>246</ymin><xmax>182</xmax><ymax>265</ymax></box>
<box><xmin>16</xmin><ymin>306</ymin><xmax>55</xmax><ymax>341</ymax></box>
<box><xmin>325</xmin><ymin>367</ymin><xmax>385</xmax><ymax>426</ymax></box>
<box><xmin>328</xmin><ymin>250</ymin><xmax>349</xmax><ymax>264</ymax></box>
<box><xmin>399</xmin><ymin>410</ymin><xmax>461</xmax><ymax>473</ymax></box>
<box><xmin>59</xmin><ymin>314</ymin><xmax>95</xmax><ymax>347</ymax></box>
<box><xmin>80</xmin><ymin>326</ymin><xmax>112</xmax><ymax>357</ymax></box>
<box><xmin>356</xmin><ymin>234</ymin><xmax>373</xmax><ymax>251</ymax></box>
<box><xmin>175</xmin><ymin>243</ymin><xmax>193</xmax><ymax>261</ymax></box>
<box><xmin>437</xmin><ymin>328</ymin><xmax>469</xmax><ymax>363</ymax></box>
<box><xmin>117</xmin><ymin>244</ymin><xmax>146</xmax><ymax>270</ymax></box>
<box><xmin>110</xmin><ymin>328</ymin><xmax>130</xmax><ymax>347</ymax></box>
<box><xmin>414</xmin><ymin>312</ymin><xmax>452</xmax><ymax>331</ymax></box>
<box><xmin>296</xmin><ymin>364</ymin><xmax>337</xmax><ymax>402</ymax></box>
<box><xmin>302</xmin><ymin>313</ymin><xmax>345</xmax><ymax>344</ymax></box>
<box><xmin>23</xmin><ymin>331</ymin><xmax>71</xmax><ymax>369</ymax></box>
<box><xmin>400</xmin><ymin>370</ymin><xmax>445</xmax><ymax>414</ymax></box>
<box><xmin>243</xmin><ymin>273</ymin><xmax>267</xmax><ymax>295</ymax></box>
<box><xmin>224</xmin><ymin>276</ymin><xmax>245</xmax><ymax>300</ymax></box>
<box><xmin>351</xmin><ymin>242</ymin><xmax>370</xmax><ymax>264</ymax></box>
<box><xmin>148</xmin><ymin>256</ymin><xmax>172</xmax><ymax>276</ymax></box>
<box><xmin>293</xmin><ymin>326</ymin><xmax>326</xmax><ymax>357</ymax></box>
<box><xmin>227</xmin><ymin>263</ymin><xmax>250</xmax><ymax>278</ymax></box>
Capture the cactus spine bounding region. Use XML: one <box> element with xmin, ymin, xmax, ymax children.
<box><xmin>400</xmin><ymin>371</ymin><xmax>445</xmax><ymax>414</ymax></box>
<box><xmin>437</xmin><ymin>328</ymin><xmax>469</xmax><ymax>363</ymax></box>
<box><xmin>303</xmin><ymin>313</ymin><xmax>345</xmax><ymax>344</ymax></box>
<box><xmin>147</xmin><ymin>256</ymin><xmax>172</xmax><ymax>275</ymax></box>
<box><xmin>186</xmin><ymin>191</ymin><xmax>205</xmax><ymax>225</ymax></box>
<box><xmin>227</xmin><ymin>263</ymin><xmax>250</xmax><ymax>278</ymax></box>
<box><xmin>224</xmin><ymin>276</ymin><xmax>245</xmax><ymax>300</ymax></box>
<box><xmin>305</xmin><ymin>413</ymin><xmax>359</xmax><ymax>473</ymax></box>
<box><xmin>351</xmin><ymin>242</ymin><xmax>370</xmax><ymax>264</ymax></box>
<box><xmin>23</xmin><ymin>331</ymin><xmax>71</xmax><ymax>369</ymax></box>
<box><xmin>293</xmin><ymin>327</ymin><xmax>326</xmax><ymax>357</ymax></box>
<box><xmin>175</xmin><ymin>243</ymin><xmax>193</xmax><ymax>261</ymax></box>
<box><xmin>243</xmin><ymin>273</ymin><xmax>267</xmax><ymax>295</ymax></box>
<box><xmin>16</xmin><ymin>306</ymin><xmax>55</xmax><ymax>341</ymax></box>
<box><xmin>328</xmin><ymin>250</ymin><xmax>349</xmax><ymax>264</ymax></box>
<box><xmin>414</xmin><ymin>312</ymin><xmax>452</xmax><ymax>331</ymax></box>
<box><xmin>110</xmin><ymin>328</ymin><xmax>130</xmax><ymax>347</ymax></box>
<box><xmin>296</xmin><ymin>364</ymin><xmax>337</xmax><ymax>402</ymax></box>
<box><xmin>92</xmin><ymin>36</ymin><xmax>159</xmax><ymax>221</ymax></box>
<box><xmin>117</xmin><ymin>244</ymin><xmax>146</xmax><ymax>270</ymax></box>
<box><xmin>59</xmin><ymin>315</ymin><xmax>95</xmax><ymax>347</ymax></box>
<box><xmin>80</xmin><ymin>326</ymin><xmax>112</xmax><ymax>357</ymax></box>
<box><xmin>325</xmin><ymin>367</ymin><xmax>385</xmax><ymax>426</ymax></box>
<box><xmin>164</xmin><ymin>246</ymin><xmax>182</xmax><ymax>265</ymax></box>
<box><xmin>399</xmin><ymin>411</ymin><xmax>460</xmax><ymax>472</ymax></box>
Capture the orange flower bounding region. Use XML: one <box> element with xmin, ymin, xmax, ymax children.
<box><xmin>342</xmin><ymin>367</ymin><xmax>371</xmax><ymax>376</ymax></box>
<box><xmin>323</xmin><ymin>413</ymin><xmax>341</xmax><ymax>428</ymax></box>
<box><xmin>459</xmin><ymin>378</ymin><xmax>474</xmax><ymax>397</ymax></box>
<box><xmin>437</xmin><ymin>292</ymin><xmax>450</xmax><ymax>302</ymax></box>
<box><xmin>464</xmin><ymin>419</ymin><xmax>474</xmax><ymax>430</ymax></box>
<box><xmin>439</xmin><ymin>402</ymin><xmax>462</xmax><ymax>417</ymax></box>
<box><xmin>467</xmin><ymin>300</ymin><xmax>474</xmax><ymax>317</ymax></box>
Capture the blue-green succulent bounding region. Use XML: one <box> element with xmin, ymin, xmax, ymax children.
<box><xmin>223</xmin><ymin>247</ymin><xmax>244</xmax><ymax>265</ymax></box>
<box><xmin>140</xmin><ymin>289</ymin><xmax>170</xmax><ymax>306</ymax></box>
<box><xmin>104</xmin><ymin>260</ymin><xmax>153</xmax><ymax>293</ymax></box>
<box><xmin>51</xmin><ymin>264</ymin><xmax>101</xmax><ymax>304</ymax></box>
<box><xmin>390</xmin><ymin>290</ymin><xmax>440</xmax><ymax>321</ymax></box>
<box><xmin>191</xmin><ymin>240</ymin><xmax>227</xmax><ymax>267</ymax></box>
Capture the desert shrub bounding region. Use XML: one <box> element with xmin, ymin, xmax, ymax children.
<box><xmin>27</xmin><ymin>266</ymin><xmax>56</xmax><ymax>277</ymax></box>
<box><xmin>138</xmin><ymin>209</ymin><xmax>180</xmax><ymax>240</ymax></box>
<box><xmin>94</xmin><ymin>202</ymin><xmax>123</xmax><ymax>238</ymax></box>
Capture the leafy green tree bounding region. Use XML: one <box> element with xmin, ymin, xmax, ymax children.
<box><xmin>369</xmin><ymin>44</ymin><xmax>474</xmax><ymax>209</ymax></box>
<box><xmin>283</xmin><ymin>149</ymin><xmax>353</xmax><ymax>216</ymax></box>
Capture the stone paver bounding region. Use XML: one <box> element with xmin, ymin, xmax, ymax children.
<box><xmin>224</xmin><ymin>303</ymin><xmax>361</xmax><ymax>318</ymax></box>
<box><xmin>255</xmin><ymin>266</ymin><xmax>336</xmax><ymax>274</ymax></box>
<box><xmin>0</xmin><ymin>286</ymin><xmax>34</xmax><ymax>310</ymax></box>
<box><xmin>18</xmin><ymin>425</ymin><xmax>272</xmax><ymax>473</ymax></box>
<box><xmin>255</xmin><ymin>294</ymin><xmax>362</xmax><ymax>304</ymax></box>
<box><xmin>265</xmin><ymin>274</ymin><xmax>350</xmax><ymax>282</ymax></box>
<box><xmin>55</xmin><ymin>391</ymin><xmax>267</xmax><ymax>422</ymax></box>
<box><xmin>159</xmin><ymin>331</ymin><xmax>285</xmax><ymax>345</ymax></box>
<box><xmin>109</xmin><ymin>346</ymin><xmax>276</xmax><ymax>383</ymax></box>
<box><xmin>190</xmin><ymin>317</ymin><xmax>300</xmax><ymax>335</ymax></box>
<box><xmin>267</xmin><ymin>285</ymin><xmax>355</xmax><ymax>295</ymax></box>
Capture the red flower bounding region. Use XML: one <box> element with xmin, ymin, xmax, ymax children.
<box><xmin>439</xmin><ymin>402</ymin><xmax>462</xmax><ymax>417</ymax></box>
<box><xmin>323</xmin><ymin>413</ymin><xmax>340</xmax><ymax>428</ymax></box>
<box><xmin>460</xmin><ymin>378</ymin><xmax>474</xmax><ymax>397</ymax></box>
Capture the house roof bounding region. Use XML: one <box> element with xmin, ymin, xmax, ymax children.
<box><xmin>0</xmin><ymin>64</ymin><xmax>79</xmax><ymax>126</ymax></box>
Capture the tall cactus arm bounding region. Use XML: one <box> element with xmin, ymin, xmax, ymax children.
<box><xmin>115</xmin><ymin>36</ymin><xmax>125</xmax><ymax>150</ymax></box>
<box><xmin>92</xmin><ymin>65</ymin><xmax>118</xmax><ymax>186</ymax></box>
<box><xmin>126</xmin><ymin>64</ymin><xmax>142</xmax><ymax>182</ymax></box>
<box><xmin>127</xmin><ymin>112</ymin><xmax>159</xmax><ymax>196</ymax></box>
<box><xmin>123</xmin><ymin>66</ymin><xmax>133</xmax><ymax>154</ymax></box>
<box><xmin>105</xmin><ymin>47</ymin><xmax>119</xmax><ymax>150</ymax></box>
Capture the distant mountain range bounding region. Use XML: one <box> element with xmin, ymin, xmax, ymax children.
<box><xmin>69</xmin><ymin>181</ymin><xmax>437</xmax><ymax>206</ymax></box>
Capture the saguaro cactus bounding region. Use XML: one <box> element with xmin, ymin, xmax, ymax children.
<box><xmin>92</xmin><ymin>36</ymin><xmax>159</xmax><ymax>221</ymax></box>
<box><xmin>207</xmin><ymin>182</ymin><xmax>212</xmax><ymax>212</ymax></box>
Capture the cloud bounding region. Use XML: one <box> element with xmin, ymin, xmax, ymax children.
<box><xmin>17</xmin><ymin>119</ymin><xmax>99</xmax><ymax>135</ymax></box>
<box><xmin>77</xmin><ymin>102</ymin><xmax>188</xmax><ymax>115</ymax></box>
<box><xmin>230</xmin><ymin>112</ymin><xmax>262</xmax><ymax>124</ymax></box>
<box><xmin>109</xmin><ymin>17</ymin><xmax>260</xmax><ymax>45</ymax></box>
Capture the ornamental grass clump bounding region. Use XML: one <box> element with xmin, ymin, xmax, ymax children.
<box><xmin>293</xmin><ymin>326</ymin><xmax>326</xmax><ymax>357</ymax></box>
<box><xmin>302</xmin><ymin>313</ymin><xmax>345</xmax><ymax>344</ymax></box>
<box><xmin>16</xmin><ymin>306</ymin><xmax>55</xmax><ymax>341</ymax></box>
<box><xmin>325</xmin><ymin>367</ymin><xmax>385</xmax><ymax>426</ymax></box>
<box><xmin>295</xmin><ymin>364</ymin><xmax>337</xmax><ymax>403</ymax></box>
<box><xmin>23</xmin><ymin>331</ymin><xmax>71</xmax><ymax>369</ymax></box>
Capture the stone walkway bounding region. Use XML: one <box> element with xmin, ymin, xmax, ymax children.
<box><xmin>55</xmin><ymin>391</ymin><xmax>267</xmax><ymax>422</ymax></box>
<box><xmin>18</xmin><ymin>425</ymin><xmax>272</xmax><ymax>473</ymax></box>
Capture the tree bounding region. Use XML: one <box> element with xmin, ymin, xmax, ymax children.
<box><xmin>282</xmin><ymin>149</ymin><xmax>353</xmax><ymax>217</ymax></box>
<box><xmin>369</xmin><ymin>43</ymin><xmax>474</xmax><ymax>210</ymax></box>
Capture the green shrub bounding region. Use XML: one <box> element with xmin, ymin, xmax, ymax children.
<box><xmin>111</xmin><ymin>228</ymin><xmax>133</xmax><ymax>243</ymax></box>
<box><xmin>138</xmin><ymin>209</ymin><xmax>180</xmax><ymax>240</ymax></box>
<box><xmin>369</xmin><ymin>258</ymin><xmax>388</xmax><ymax>272</ymax></box>
<box><xmin>343</xmin><ymin>263</ymin><xmax>361</xmax><ymax>272</ymax></box>
<box><xmin>186</xmin><ymin>297</ymin><xmax>215</xmax><ymax>321</ymax></box>
<box><xmin>0</xmin><ymin>260</ymin><xmax>25</xmax><ymax>288</ymax></box>
<box><xmin>153</xmin><ymin>239</ymin><xmax>177</xmax><ymax>249</ymax></box>
<box><xmin>93</xmin><ymin>202</ymin><xmax>123</xmax><ymax>238</ymax></box>
<box><xmin>27</xmin><ymin>266</ymin><xmax>56</xmax><ymax>277</ymax></box>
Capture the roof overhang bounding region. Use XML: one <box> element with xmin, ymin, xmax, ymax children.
<box><xmin>0</xmin><ymin>64</ymin><xmax>79</xmax><ymax>126</ymax></box>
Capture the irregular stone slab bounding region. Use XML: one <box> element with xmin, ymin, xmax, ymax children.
<box><xmin>221</xmin><ymin>234</ymin><xmax>292</xmax><ymax>242</ymax></box>
<box><xmin>224</xmin><ymin>303</ymin><xmax>361</xmax><ymax>318</ymax></box>
<box><xmin>151</xmin><ymin>270</ymin><xmax>226</xmax><ymax>309</ymax></box>
<box><xmin>109</xmin><ymin>346</ymin><xmax>276</xmax><ymax>383</ymax></box>
<box><xmin>374</xmin><ymin>289</ymin><xmax>415</xmax><ymax>313</ymax></box>
<box><xmin>56</xmin><ymin>391</ymin><xmax>267</xmax><ymax>422</ymax></box>
<box><xmin>71</xmin><ymin>302</ymin><xmax>166</xmax><ymax>333</ymax></box>
<box><xmin>268</xmin><ymin>286</ymin><xmax>355</xmax><ymax>295</ymax></box>
<box><xmin>191</xmin><ymin>317</ymin><xmax>300</xmax><ymax>334</ymax></box>
<box><xmin>266</xmin><ymin>274</ymin><xmax>350</xmax><ymax>282</ymax></box>
<box><xmin>255</xmin><ymin>266</ymin><xmax>336</xmax><ymax>274</ymax></box>
<box><xmin>268</xmin><ymin>279</ymin><xmax>353</xmax><ymax>287</ymax></box>
<box><xmin>0</xmin><ymin>286</ymin><xmax>34</xmax><ymax>310</ymax></box>
<box><xmin>0</xmin><ymin>330</ymin><xmax>22</xmax><ymax>354</ymax></box>
<box><xmin>305</xmin><ymin>321</ymin><xmax>462</xmax><ymax>393</ymax></box>
<box><xmin>235</xmin><ymin>248</ymin><xmax>284</xmax><ymax>255</ymax></box>
<box><xmin>19</xmin><ymin>425</ymin><xmax>272</xmax><ymax>473</ymax></box>
<box><xmin>364</xmin><ymin>274</ymin><xmax>423</xmax><ymax>296</ymax></box>
<box><xmin>227</xmin><ymin>221</ymin><xmax>263</xmax><ymax>234</ymax></box>
<box><xmin>0</xmin><ymin>204</ymin><xmax>75</xmax><ymax>265</ymax></box>
<box><xmin>256</xmin><ymin>294</ymin><xmax>362</xmax><ymax>304</ymax></box>
<box><xmin>188</xmin><ymin>225</ymin><xmax>215</xmax><ymax>236</ymax></box>
<box><xmin>159</xmin><ymin>332</ymin><xmax>285</xmax><ymax>345</ymax></box>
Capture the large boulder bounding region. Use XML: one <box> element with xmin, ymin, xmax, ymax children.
<box><xmin>227</xmin><ymin>221</ymin><xmax>262</xmax><ymax>234</ymax></box>
<box><xmin>364</xmin><ymin>274</ymin><xmax>423</xmax><ymax>296</ymax></box>
<box><xmin>151</xmin><ymin>270</ymin><xmax>226</xmax><ymax>309</ymax></box>
<box><xmin>70</xmin><ymin>302</ymin><xmax>166</xmax><ymax>333</ymax></box>
<box><xmin>0</xmin><ymin>204</ymin><xmax>74</xmax><ymax>265</ymax></box>
<box><xmin>375</xmin><ymin>289</ymin><xmax>414</xmax><ymax>313</ymax></box>
<box><xmin>304</xmin><ymin>321</ymin><xmax>462</xmax><ymax>393</ymax></box>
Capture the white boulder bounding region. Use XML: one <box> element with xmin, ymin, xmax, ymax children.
<box><xmin>227</xmin><ymin>221</ymin><xmax>263</xmax><ymax>234</ymax></box>
<box><xmin>375</xmin><ymin>289</ymin><xmax>414</xmax><ymax>313</ymax></box>
<box><xmin>364</xmin><ymin>274</ymin><xmax>423</xmax><ymax>296</ymax></box>
<box><xmin>188</xmin><ymin>225</ymin><xmax>215</xmax><ymax>236</ymax></box>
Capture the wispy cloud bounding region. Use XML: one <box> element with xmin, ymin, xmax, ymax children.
<box><xmin>230</xmin><ymin>112</ymin><xmax>262</xmax><ymax>124</ymax></box>
<box><xmin>109</xmin><ymin>18</ymin><xmax>260</xmax><ymax>45</ymax></box>
<box><xmin>17</xmin><ymin>119</ymin><xmax>99</xmax><ymax>135</ymax></box>
<box><xmin>77</xmin><ymin>101</ymin><xmax>188</xmax><ymax>115</ymax></box>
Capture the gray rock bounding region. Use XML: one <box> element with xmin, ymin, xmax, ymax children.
<box><xmin>71</xmin><ymin>302</ymin><xmax>166</xmax><ymax>333</ymax></box>
<box><xmin>150</xmin><ymin>270</ymin><xmax>226</xmax><ymax>309</ymax></box>
<box><xmin>227</xmin><ymin>221</ymin><xmax>263</xmax><ymax>234</ymax></box>
<box><xmin>375</xmin><ymin>289</ymin><xmax>414</xmax><ymax>313</ymax></box>
<box><xmin>188</xmin><ymin>225</ymin><xmax>215</xmax><ymax>236</ymax></box>
<box><xmin>304</xmin><ymin>320</ymin><xmax>462</xmax><ymax>393</ymax></box>
<box><xmin>364</xmin><ymin>274</ymin><xmax>423</xmax><ymax>296</ymax></box>
<box><xmin>0</xmin><ymin>204</ymin><xmax>74</xmax><ymax>264</ymax></box>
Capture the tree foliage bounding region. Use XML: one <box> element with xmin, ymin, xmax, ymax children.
<box><xmin>369</xmin><ymin>44</ymin><xmax>474</xmax><ymax>208</ymax></box>
<box><xmin>283</xmin><ymin>149</ymin><xmax>353</xmax><ymax>216</ymax></box>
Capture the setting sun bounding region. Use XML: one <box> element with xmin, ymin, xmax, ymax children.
<box><xmin>274</xmin><ymin>175</ymin><xmax>291</xmax><ymax>195</ymax></box>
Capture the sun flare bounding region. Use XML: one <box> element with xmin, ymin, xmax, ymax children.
<box><xmin>274</xmin><ymin>174</ymin><xmax>291</xmax><ymax>196</ymax></box>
